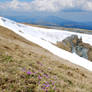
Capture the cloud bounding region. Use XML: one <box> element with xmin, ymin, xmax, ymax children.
<box><xmin>82</xmin><ymin>1</ymin><xmax>92</xmax><ymax>11</ymax></box>
<box><xmin>0</xmin><ymin>0</ymin><xmax>32</xmax><ymax>11</ymax></box>
<box><xmin>31</xmin><ymin>0</ymin><xmax>74</xmax><ymax>12</ymax></box>
<box><xmin>74</xmin><ymin>0</ymin><xmax>92</xmax><ymax>11</ymax></box>
<box><xmin>0</xmin><ymin>0</ymin><xmax>92</xmax><ymax>12</ymax></box>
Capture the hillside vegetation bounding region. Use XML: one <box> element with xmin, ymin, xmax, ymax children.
<box><xmin>0</xmin><ymin>26</ymin><xmax>92</xmax><ymax>92</ymax></box>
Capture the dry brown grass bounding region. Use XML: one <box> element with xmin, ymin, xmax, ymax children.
<box><xmin>0</xmin><ymin>26</ymin><xmax>92</xmax><ymax>92</ymax></box>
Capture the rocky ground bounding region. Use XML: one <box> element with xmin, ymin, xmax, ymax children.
<box><xmin>57</xmin><ymin>35</ymin><xmax>92</xmax><ymax>61</ymax></box>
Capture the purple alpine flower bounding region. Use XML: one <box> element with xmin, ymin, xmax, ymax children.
<box><xmin>27</xmin><ymin>71</ymin><xmax>32</xmax><ymax>75</ymax></box>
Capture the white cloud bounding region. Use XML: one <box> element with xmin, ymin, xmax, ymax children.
<box><xmin>31</xmin><ymin>0</ymin><xmax>74</xmax><ymax>12</ymax></box>
<box><xmin>74</xmin><ymin>0</ymin><xmax>92</xmax><ymax>11</ymax></box>
<box><xmin>9</xmin><ymin>0</ymin><xmax>32</xmax><ymax>10</ymax></box>
<box><xmin>0</xmin><ymin>0</ymin><xmax>32</xmax><ymax>11</ymax></box>
<box><xmin>0</xmin><ymin>0</ymin><xmax>92</xmax><ymax>12</ymax></box>
<box><xmin>82</xmin><ymin>1</ymin><xmax>92</xmax><ymax>11</ymax></box>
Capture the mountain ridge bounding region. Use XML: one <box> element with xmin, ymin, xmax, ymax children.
<box><xmin>5</xmin><ymin>15</ymin><xmax>92</xmax><ymax>30</ymax></box>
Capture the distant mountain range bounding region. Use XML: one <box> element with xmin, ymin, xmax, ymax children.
<box><xmin>6</xmin><ymin>15</ymin><xmax>92</xmax><ymax>30</ymax></box>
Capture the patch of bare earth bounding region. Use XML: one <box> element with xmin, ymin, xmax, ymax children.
<box><xmin>0</xmin><ymin>26</ymin><xmax>92</xmax><ymax>92</ymax></box>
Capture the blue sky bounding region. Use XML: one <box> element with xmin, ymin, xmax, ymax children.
<box><xmin>0</xmin><ymin>0</ymin><xmax>92</xmax><ymax>22</ymax></box>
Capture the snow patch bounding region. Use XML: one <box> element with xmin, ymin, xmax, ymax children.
<box><xmin>0</xmin><ymin>17</ymin><xmax>92</xmax><ymax>71</ymax></box>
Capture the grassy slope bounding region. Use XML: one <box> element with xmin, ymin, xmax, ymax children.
<box><xmin>0</xmin><ymin>26</ymin><xmax>92</xmax><ymax>92</ymax></box>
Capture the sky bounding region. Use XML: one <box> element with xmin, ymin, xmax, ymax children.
<box><xmin>0</xmin><ymin>0</ymin><xmax>92</xmax><ymax>22</ymax></box>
